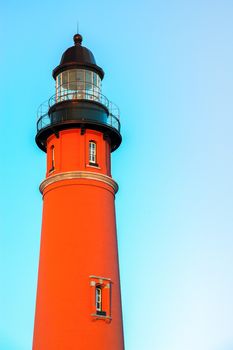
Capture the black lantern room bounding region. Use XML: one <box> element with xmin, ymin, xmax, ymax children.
<box><xmin>36</xmin><ymin>34</ymin><xmax>121</xmax><ymax>152</ymax></box>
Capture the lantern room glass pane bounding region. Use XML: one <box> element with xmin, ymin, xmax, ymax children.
<box><xmin>62</xmin><ymin>71</ymin><xmax>68</xmax><ymax>86</ymax></box>
<box><xmin>69</xmin><ymin>70</ymin><xmax>77</xmax><ymax>90</ymax></box>
<box><xmin>76</xmin><ymin>70</ymin><xmax>85</xmax><ymax>90</ymax></box>
<box><xmin>57</xmin><ymin>74</ymin><xmax>61</xmax><ymax>86</ymax></box>
<box><xmin>93</xmin><ymin>73</ymin><xmax>97</xmax><ymax>87</ymax></box>
<box><xmin>85</xmin><ymin>71</ymin><xmax>93</xmax><ymax>101</ymax></box>
<box><xmin>86</xmin><ymin>71</ymin><xmax>92</xmax><ymax>83</ymax></box>
<box><xmin>60</xmin><ymin>71</ymin><xmax>68</xmax><ymax>100</ymax></box>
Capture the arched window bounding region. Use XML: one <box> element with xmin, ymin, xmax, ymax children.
<box><xmin>89</xmin><ymin>141</ymin><xmax>97</xmax><ymax>165</ymax></box>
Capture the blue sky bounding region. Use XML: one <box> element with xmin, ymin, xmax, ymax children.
<box><xmin>1</xmin><ymin>0</ymin><xmax>233</xmax><ymax>349</ymax></box>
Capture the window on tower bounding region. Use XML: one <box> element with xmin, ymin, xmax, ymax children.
<box><xmin>89</xmin><ymin>276</ymin><xmax>112</xmax><ymax>322</ymax></box>
<box><xmin>89</xmin><ymin>141</ymin><xmax>98</xmax><ymax>166</ymax></box>
<box><xmin>49</xmin><ymin>145</ymin><xmax>55</xmax><ymax>172</ymax></box>
<box><xmin>95</xmin><ymin>285</ymin><xmax>106</xmax><ymax>316</ymax></box>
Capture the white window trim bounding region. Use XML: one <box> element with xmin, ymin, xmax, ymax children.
<box><xmin>89</xmin><ymin>141</ymin><xmax>97</xmax><ymax>164</ymax></box>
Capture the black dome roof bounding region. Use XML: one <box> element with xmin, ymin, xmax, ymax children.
<box><xmin>52</xmin><ymin>34</ymin><xmax>104</xmax><ymax>79</ymax></box>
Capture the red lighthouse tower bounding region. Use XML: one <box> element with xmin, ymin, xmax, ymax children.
<box><xmin>33</xmin><ymin>34</ymin><xmax>124</xmax><ymax>349</ymax></box>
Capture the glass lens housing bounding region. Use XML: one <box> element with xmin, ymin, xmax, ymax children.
<box><xmin>56</xmin><ymin>69</ymin><xmax>101</xmax><ymax>102</ymax></box>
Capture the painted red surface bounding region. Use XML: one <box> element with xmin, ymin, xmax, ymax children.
<box><xmin>33</xmin><ymin>129</ymin><xmax>124</xmax><ymax>349</ymax></box>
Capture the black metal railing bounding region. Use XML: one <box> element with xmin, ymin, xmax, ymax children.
<box><xmin>37</xmin><ymin>84</ymin><xmax>120</xmax><ymax>133</ymax></box>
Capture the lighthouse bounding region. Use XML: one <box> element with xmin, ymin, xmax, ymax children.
<box><xmin>33</xmin><ymin>34</ymin><xmax>124</xmax><ymax>349</ymax></box>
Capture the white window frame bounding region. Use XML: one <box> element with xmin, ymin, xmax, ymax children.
<box><xmin>89</xmin><ymin>141</ymin><xmax>97</xmax><ymax>164</ymax></box>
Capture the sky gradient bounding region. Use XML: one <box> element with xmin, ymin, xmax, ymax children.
<box><xmin>1</xmin><ymin>0</ymin><xmax>233</xmax><ymax>349</ymax></box>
